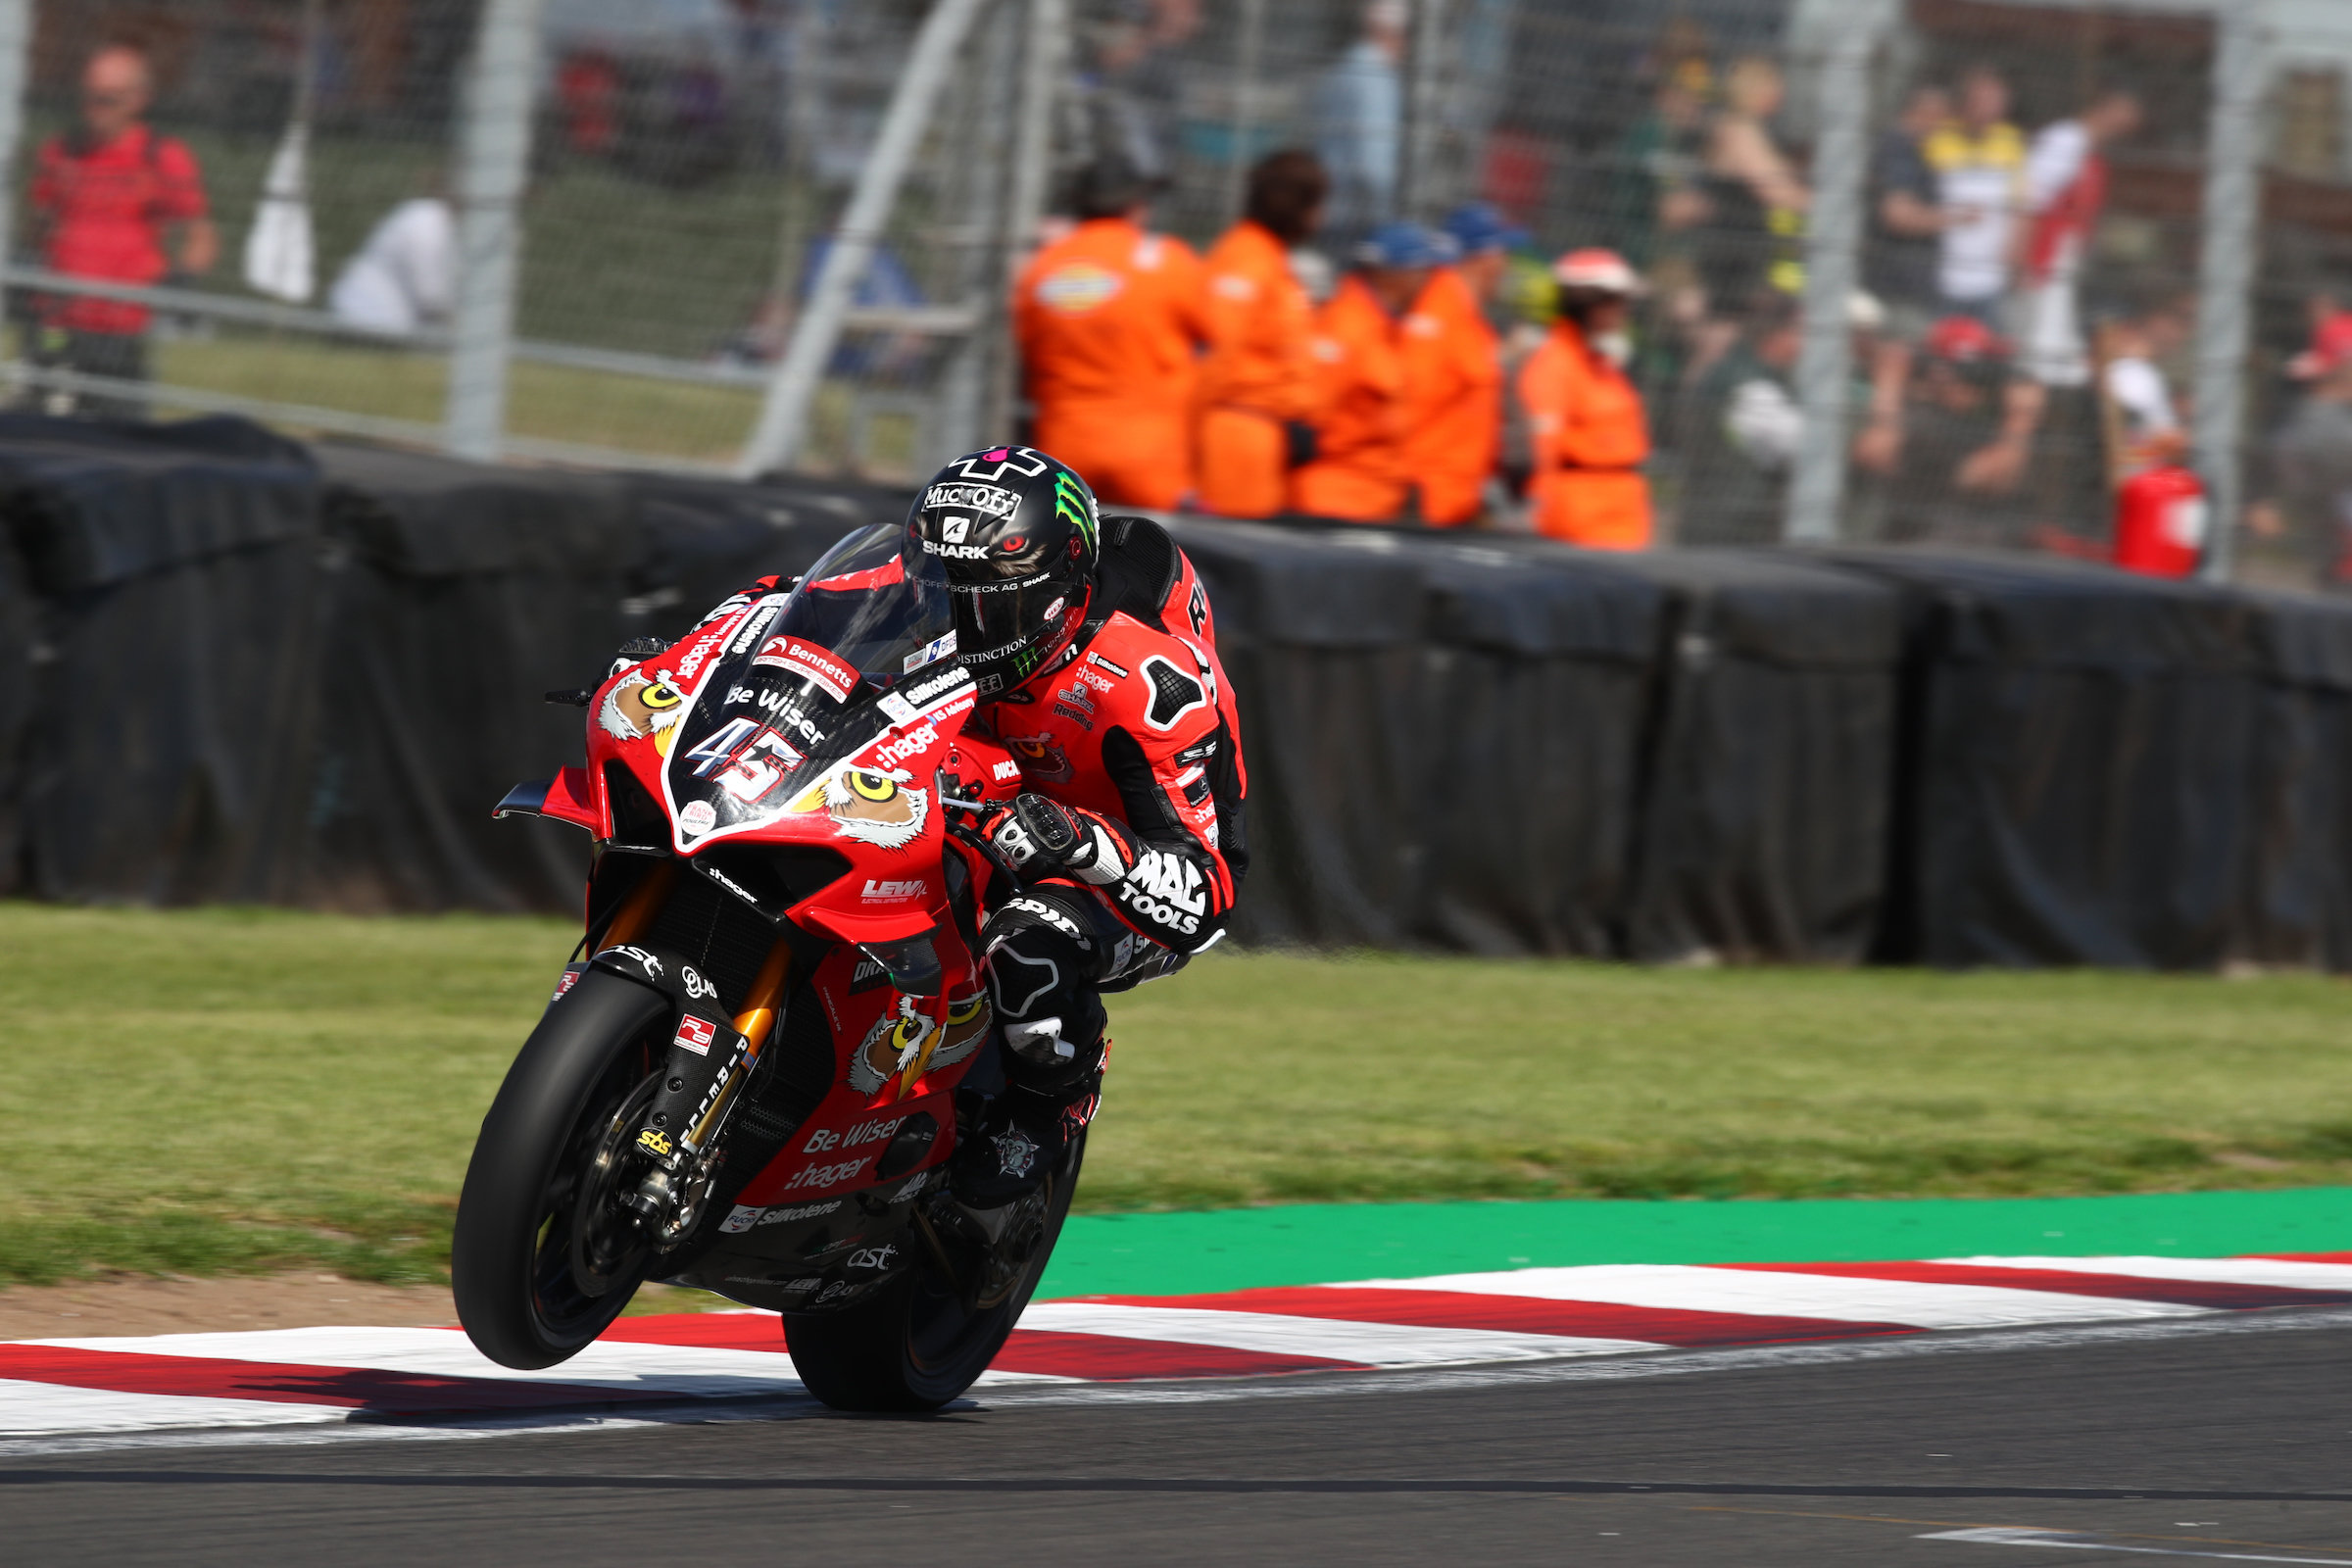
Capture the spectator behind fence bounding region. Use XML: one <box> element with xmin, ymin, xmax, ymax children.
<box><xmin>2020</xmin><ymin>87</ymin><xmax>2141</xmax><ymax>389</ymax></box>
<box><xmin>2099</xmin><ymin>289</ymin><xmax>2191</xmax><ymax>474</ymax></box>
<box><xmin>1396</xmin><ymin>204</ymin><xmax>1517</xmax><ymax>526</ymax></box>
<box><xmin>2264</xmin><ymin>316</ymin><xmax>2352</xmax><ymax>587</ymax></box>
<box><xmin>1197</xmin><ymin>150</ymin><xmax>1329</xmax><ymax>518</ymax></box>
<box><xmin>1606</xmin><ymin>54</ymin><xmax>1714</xmax><ymax>269</ymax></box>
<box><xmin>1092</xmin><ymin>0</ymin><xmax>1202</xmax><ymax>185</ymax></box>
<box><xmin>1312</xmin><ymin>0</ymin><xmax>1407</xmax><ymax>248</ymax></box>
<box><xmin>1682</xmin><ymin>290</ymin><xmax>1888</xmax><ymax>545</ymax></box>
<box><xmin>1012</xmin><ymin>152</ymin><xmax>1208</xmax><ymax>512</ymax></box>
<box><xmin>26</xmin><ymin>41</ymin><xmax>216</xmax><ymax>419</ymax></box>
<box><xmin>1679</xmin><ymin>292</ymin><xmax>1803</xmax><ymax>545</ymax></box>
<box><xmin>2286</xmin><ymin>296</ymin><xmax>2350</xmax><ymax>384</ymax></box>
<box><xmin>2096</xmin><ymin>292</ymin><xmax>2202</xmax><ymax>577</ymax></box>
<box><xmin>1292</xmin><ymin>221</ymin><xmax>1447</xmax><ymax>523</ymax></box>
<box><xmin>1867</xmin><ymin>84</ymin><xmax>1953</xmax><ymax>352</ymax></box>
<box><xmin>1886</xmin><ymin>315</ymin><xmax>2038</xmax><ymax>545</ymax></box>
<box><xmin>1854</xmin><ymin>84</ymin><xmax>1953</xmax><ymax>488</ymax></box>
<box><xmin>1516</xmin><ymin>248</ymin><xmax>1652</xmax><ymax>549</ymax></box>
<box><xmin>1923</xmin><ymin>66</ymin><xmax>2024</xmax><ymax>326</ymax></box>
<box><xmin>1691</xmin><ymin>56</ymin><xmax>1809</xmax><ymax>320</ymax></box>
<box><xmin>328</xmin><ymin>194</ymin><xmax>455</xmax><ymax>336</ymax></box>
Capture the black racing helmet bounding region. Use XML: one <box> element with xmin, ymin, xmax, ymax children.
<box><xmin>910</xmin><ymin>445</ymin><xmax>1101</xmax><ymax>695</ymax></box>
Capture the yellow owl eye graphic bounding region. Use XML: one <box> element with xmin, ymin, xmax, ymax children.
<box><xmin>848</xmin><ymin>771</ymin><xmax>898</xmax><ymax>803</ymax></box>
<box><xmin>639</xmin><ymin>682</ymin><xmax>681</xmax><ymax>710</ymax></box>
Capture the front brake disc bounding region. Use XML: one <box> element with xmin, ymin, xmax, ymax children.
<box><xmin>570</xmin><ymin>1076</ymin><xmax>659</xmax><ymax>1297</ymax></box>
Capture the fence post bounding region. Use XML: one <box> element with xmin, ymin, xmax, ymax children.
<box><xmin>933</xmin><ymin>3</ymin><xmax>1016</xmax><ymax>464</ymax></box>
<box><xmin>0</xmin><ymin>0</ymin><xmax>33</xmax><ymax>325</ymax></box>
<box><xmin>1402</xmin><ymin>0</ymin><xmax>1448</xmax><ymax>220</ymax></box>
<box><xmin>443</xmin><ymin>0</ymin><xmax>547</xmax><ymax>464</ymax></box>
<box><xmin>982</xmin><ymin>0</ymin><xmax>1067</xmax><ymax>449</ymax></box>
<box><xmin>1222</xmin><ymin>0</ymin><xmax>1267</xmax><ymax>221</ymax></box>
<box><xmin>738</xmin><ymin>0</ymin><xmax>992</xmax><ymax>479</ymax></box>
<box><xmin>2193</xmin><ymin>0</ymin><xmax>2268</xmax><ymax>584</ymax></box>
<box><xmin>1785</xmin><ymin>12</ymin><xmax>1878</xmax><ymax>544</ymax></box>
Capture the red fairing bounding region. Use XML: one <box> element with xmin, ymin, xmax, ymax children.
<box><xmin>568</xmin><ymin>570</ymin><xmax>996</xmax><ymax>1194</ymax></box>
<box><xmin>538</xmin><ymin>766</ymin><xmax>602</xmax><ymax>833</ymax></box>
<box><xmin>972</xmin><ymin>537</ymin><xmax>1249</xmax><ymax>954</ymax></box>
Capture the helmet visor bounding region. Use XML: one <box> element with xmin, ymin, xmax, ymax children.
<box><xmin>952</xmin><ymin>577</ymin><xmax>1079</xmax><ymax>686</ymax></box>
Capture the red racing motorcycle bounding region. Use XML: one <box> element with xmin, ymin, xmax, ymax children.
<box><xmin>452</xmin><ymin>516</ymin><xmax>1072</xmax><ymax>1411</ymax></box>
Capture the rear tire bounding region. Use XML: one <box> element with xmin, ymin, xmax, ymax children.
<box><xmin>453</xmin><ymin>968</ymin><xmax>670</xmax><ymax>1369</ymax></box>
<box><xmin>785</xmin><ymin>1133</ymin><xmax>1084</xmax><ymax>1411</ymax></box>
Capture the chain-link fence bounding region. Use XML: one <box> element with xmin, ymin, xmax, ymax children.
<box><xmin>5</xmin><ymin>1</ymin><xmax>2352</xmax><ymax>583</ymax></box>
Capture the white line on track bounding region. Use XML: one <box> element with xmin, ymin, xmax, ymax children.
<box><xmin>1014</xmin><ymin>1302</ymin><xmax>1663</xmax><ymax>1365</ymax></box>
<box><xmin>1923</xmin><ymin>1526</ymin><xmax>2352</xmax><ymax>1562</ymax></box>
<box><xmin>0</xmin><ymin>1379</ymin><xmax>352</xmax><ymax>1440</ymax></box>
<box><xmin>1330</xmin><ymin>1265</ymin><xmax>2211</xmax><ymax>1329</ymax></box>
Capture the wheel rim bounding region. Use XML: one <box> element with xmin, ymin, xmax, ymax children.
<box><xmin>904</xmin><ymin>1162</ymin><xmax>1063</xmax><ymax>1378</ymax></box>
<box><xmin>568</xmin><ymin>1075</ymin><xmax>659</xmax><ymax>1297</ymax></box>
<box><xmin>525</xmin><ymin>1033</ymin><xmax>659</xmax><ymax>1346</ymax></box>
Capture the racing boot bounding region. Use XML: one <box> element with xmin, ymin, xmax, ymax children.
<box><xmin>952</xmin><ymin>1014</ymin><xmax>1103</xmax><ymax>1209</ymax></box>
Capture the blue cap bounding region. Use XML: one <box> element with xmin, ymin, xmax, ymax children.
<box><xmin>1442</xmin><ymin>202</ymin><xmax>1527</xmax><ymax>256</ymax></box>
<box><xmin>1355</xmin><ymin>220</ymin><xmax>1458</xmax><ymax>270</ymax></box>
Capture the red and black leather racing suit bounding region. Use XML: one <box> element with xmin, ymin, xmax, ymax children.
<box><xmin>959</xmin><ymin>514</ymin><xmax>1249</xmax><ymax>1091</ymax></box>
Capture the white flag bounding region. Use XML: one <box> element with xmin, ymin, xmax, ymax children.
<box><xmin>243</xmin><ymin>123</ymin><xmax>314</xmax><ymax>303</ymax></box>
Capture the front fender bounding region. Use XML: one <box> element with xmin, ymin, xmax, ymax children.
<box><xmin>587</xmin><ymin>941</ymin><xmax>724</xmax><ymax>1015</ymax></box>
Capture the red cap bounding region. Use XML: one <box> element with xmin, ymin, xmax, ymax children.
<box><xmin>1924</xmin><ymin>314</ymin><xmax>2006</xmax><ymax>365</ymax></box>
<box><xmin>2290</xmin><ymin>311</ymin><xmax>2352</xmax><ymax>379</ymax></box>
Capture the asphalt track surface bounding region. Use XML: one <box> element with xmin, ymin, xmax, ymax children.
<box><xmin>5</xmin><ymin>1307</ymin><xmax>2350</xmax><ymax>1566</ymax></box>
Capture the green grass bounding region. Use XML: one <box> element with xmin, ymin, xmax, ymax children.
<box><xmin>5</xmin><ymin>904</ymin><xmax>2352</xmax><ymax>1287</ymax></box>
<box><xmin>148</xmin><ymin>336</ymin><xmax>919</xmax><ymax>475</ymax></box>
<box><xmin>152</xmin><ymin>337</ymin><xmax>766</xmax><ymax>466</ymax></box>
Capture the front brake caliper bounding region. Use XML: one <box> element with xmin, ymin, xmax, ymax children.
<box><xmin>622</xmin><ymin>1010</ymin><xmax>752</xmax><ymax>1240</ymax></box>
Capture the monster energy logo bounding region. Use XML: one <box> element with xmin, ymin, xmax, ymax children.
<box><xmin>1054</xmin><ymin>472</ymin><xmax>1097</xmax><ymax>554</ymax></box>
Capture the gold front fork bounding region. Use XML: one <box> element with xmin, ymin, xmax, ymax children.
<box><xmin>685</xmin><ymin>936</ymin><xmax>794</xmax><ymax>1153</ymax></box>
<box><xmin>598</xmin><ymin>860</ymin><xmax>678</xmax><ymax>952</ymax></box>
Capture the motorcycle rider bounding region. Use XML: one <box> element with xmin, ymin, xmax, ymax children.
<box><xmin>691</xmin><ymin>448</ymin><xmax>1247</xmax><ymax>1207</ymax></box>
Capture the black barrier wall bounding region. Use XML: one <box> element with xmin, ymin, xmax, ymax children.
<box><xmin>1597</xmin><ymin>549</ymin><xmax>1903</xmax><ymax>965</ymax></box>
<box><xmin>1403</xmin><ymin>534</ymin><xmax>1662</xmax><ymax>956</ymax></box>
<box><xmin>2241</xmin><ymin>592</ymin><xmax>2352</xmax><ymax>969</ymax></box>
<box><xmin>13</xmin><ymin>414</ymin><xmax>2352</xmax><ymax>972</ymax></box>
<box><xmin>0</xmin><ymin>416</ymin><xmax>328</xmax><ymax>905</ymax></box>
<box><xmin>306</xmin><ymin>446</ymin><xmax>905</xmax><ymax>913</ymax></box>
<box><xmin>1831</xmin><ymin>550</ymin><xmax>2271</xmax><ymax>969</ymax></box>
<box><xmin>1165</xmin><ymin>519</ymin><xmax>1429</xmax><ymax>949</ymax></box>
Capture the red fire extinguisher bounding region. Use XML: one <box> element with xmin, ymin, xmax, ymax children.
<box><xmin>2112</xmin><ymin>465</ymin><xmax>2206</xmax><ymax>578</ymax></box>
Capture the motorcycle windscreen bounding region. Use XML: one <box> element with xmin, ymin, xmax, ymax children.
<box><xmin>659</xmin><ymin>520</ymin><xmax>962</xmax><ymax>854</ymax></box>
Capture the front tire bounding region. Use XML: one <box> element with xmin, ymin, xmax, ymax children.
<box><xmin>785</xmin><ymin>1133</ymin><xmax>1084</xmax><ymax>1411</ymax></box>
<box><xmin>453</xmin><ymin>968</ymin><xmax>670</xmax><ymax>1369</ymax></box>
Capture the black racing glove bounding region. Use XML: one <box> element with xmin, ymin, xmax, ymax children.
<box><xmin>984</xmin><ymin>792</ymin><xmax>1131</xmax><ymax>885</ymax></box>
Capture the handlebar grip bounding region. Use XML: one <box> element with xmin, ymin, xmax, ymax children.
<box><xmin>945</xmin><ymin>814</ymin><xmax>1023</xmax><ymax>887</ymax></box>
